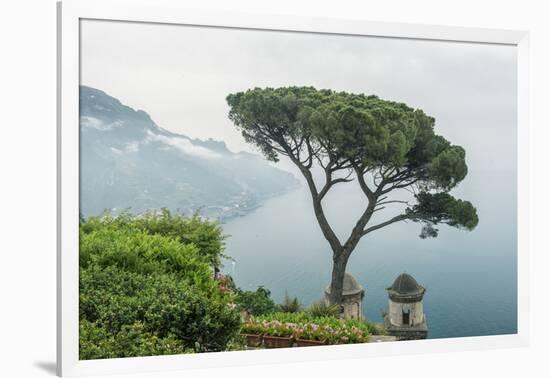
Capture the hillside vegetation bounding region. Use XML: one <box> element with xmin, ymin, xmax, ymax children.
<box><xmin>79</xmin><ymin>210</ymin><xmax>241</xmax><ymax>359</ymax></box>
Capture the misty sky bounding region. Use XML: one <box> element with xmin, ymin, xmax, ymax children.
<box><xmin>80</xmin><ymin>19</ymin><xmax>517</xmax><ymax>174</ymax></box>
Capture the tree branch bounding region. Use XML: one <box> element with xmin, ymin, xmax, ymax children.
<box><xmin>242</xmin><ymin>131</ymin><xmax>288</xmax><ymax>155</ymax></box>
<box><xmin>341</xmin><ymin>201</ymin><xmax>377</xmax><ymax>256</ymax></box>
<box><xmin>299</xmin><ymin>137</ymin><xmax>315</xmax><ymax>168</ymax></box>
<box><xmin>376</xmin><ymin>199</ymin><xmax>410</xmax><ymax>207</ymax></box>
<box><xmin>353</xmin><ymin>163</ymin><xmax>375</xmax><ymax>200</ymax></box>
<box><xmin>285</xmin><ymin>149</ymin><xmax>343</xmax><ymax>253</ymax></box>
<box><xmin>319</xmin><ymin>167</ymin><xmax>353</xmax><ymax>200</ymax></box>
<box><xmin>362</xmin><ymin>214</ymin><xmax>412</xmax><ymax>236</ymax></box>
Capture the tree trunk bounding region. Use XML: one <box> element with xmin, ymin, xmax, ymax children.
<box><xmin>326</xmin><ymin>202</ymin><xmax>376</xmax><ymax>306</ymax></box>
<box><xmin>289</xmin><ymin>156</ymin><xmax>370</xmax><ymax>307</ymax></box>
<box><xmin>327</xmin><ymin>253</ymin><xmax>350</xmax><ymax>305</ymax></box>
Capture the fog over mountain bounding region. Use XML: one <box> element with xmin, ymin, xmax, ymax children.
<box><xmin>79</xmin><ymin>86</ymin><xmax>299</xmax><ymax>219</ymax></box>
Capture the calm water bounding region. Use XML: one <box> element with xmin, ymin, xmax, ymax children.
<box><xmin>221</xmin><ymin>170</ymin><xmax>517</xmax><ymax>339</ymax></box>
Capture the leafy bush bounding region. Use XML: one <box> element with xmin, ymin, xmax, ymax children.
<box><xmin>277</xmin><ymin>292</ymin><xmax>302</xmax><ymax>313</ymax></box>
<box><xmin>79</xmin><ymin>213</ymin><xmax>242</xmax><ymax>359</ymax></box>
<box><xmin>307</xmin><ymin>300</ymin><xmax>341</xmax><ymax>318</ymax></box>
<box><xmin>235</xmin><ymin>286</ymin><xmax>276</xmax><ymax>316</ymax></box>
<box><xmin>81</xmin><ymin>209</ymin><xmax>227</xmax><ymax>269</ymax></box>
<box><xmin>80</xmin><ymin>226</ymin><xmax>211</xmax><ymax>286</ymax></box>
<box><xmin>80</xmin><ymin>320</ymin><xmax>190</xmax><ymax>360</ymax></box>
<box><xmin>80</xmin><ymin>265</ymin><xmax>241</xmax><ymax>352</ymax></box>
<box><xmin>133</xmin><ymin>209</ymin><xmax>228</xmax><ymax>268</ymax></box>
<box><xmin>364</xmin><ymin>321</ymin><xmax>388</xmax><ymax>336</ymax></box>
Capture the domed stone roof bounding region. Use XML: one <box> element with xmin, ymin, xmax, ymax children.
<box><xmin>325</xmin><ymin>272</ymin><xmax>364</xmax><ymax>296</ymax></box>
<box><xmin>387</xmin><ymin>273</ymin><xmax>425</xmax><ymax>302</ymax></box>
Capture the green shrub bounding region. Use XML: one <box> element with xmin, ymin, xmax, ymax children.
<box><xmin>80</xmin><ymin>265</ymin><xmax>241</xmax><ymax>353</ymax></box>
<box><xmin>79</xmin><ymin>212</ymin><xmax>242</xmax><ymax>358</ymax></box>
<box><xmin>277</xmin><ymin>292</ymin><xmax>302</xmax><ymax>313</ymax></box>
<box><xmin>307</xmin><ymin>300</ymin><xmax>341</xmax><ymax>318</ymax></box>
<box><xmin>133</xmin><ymin>209</ymin><xmax>228</xmax><ymax>269</ymax></box>
<box><xmin>364</xmin><ymin>320</ymin><xmax>388</xmax><ymax>336</ymax></box>
<box><xmin>80</xmin><ymin>226</ymin><xmax>212</xmax><ymax>287</ymax></box>
<box><xmin>235</xmin><ymin>286</ymin><xmax>276</xmax><ymax>316</ymax></box>
<box><xmin>81</xmin><ymin>209</ymin><xmax>227</xmax><ymax>269</ymax></box>
<box><xmin>80</xmin><ymin>320</ymin><xmax>190</xmax><ymax>360</ymax></box>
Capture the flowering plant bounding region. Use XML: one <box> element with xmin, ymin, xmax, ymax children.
<box><xmin>242</xmin><ymin>312</ymin><xmax>373</xmax><ymax>344</ymax></box>
<box><xmin>240</xmin><ymin>319</ymin><xmax>265</xmax><ymax>335</ymax></box>
<box><xmin>241</xmin><ymin>318</ymin><xmax>294</xmax><ymax>337</ymax></box>
<box><xmin>295</xmin><ymin>322</ymin><xmax>326</xmax><ymax>341</ymax></box>
<box><xmin>261</xmin><ymin>319</ymin><xmax>295</xmax><ymax>337</ymax></box>
<box><xmin>215</xmin><ymin>272</ymin><xmax>235</xmax><ymax>295</ymax></box>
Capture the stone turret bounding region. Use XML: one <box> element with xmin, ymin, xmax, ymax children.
<box><xmin>383</xmin><ymin>273</ymin><xmax>428</xmax><ymax>340</ymax></box>
<box><xmin>325</xmin><ymin>272</ymin><xmax>365</xmax><ymax>319</ymax></box>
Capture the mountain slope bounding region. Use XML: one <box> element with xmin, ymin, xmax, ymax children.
<box><xmin>79</xmin><ymin>86</ymin><xmax>299</xmax><ymax>219</ymax></box>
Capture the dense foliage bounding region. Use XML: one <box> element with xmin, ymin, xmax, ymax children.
<box><xmin>81</xmin><ymin>209</ymin><xmax>227</xmax><ymax>269</ymax></box>
<box><xmin>307</xmin><ymin>300</ymin><xmax>341</xmax><ymax>318</ymax></box>
<box><xmin>80</xmin><ymin>320</ymin><xmax>191</xmax><ymax>360</ymax></box>
<box><xmin>277</xmin><ymin>292</ymin><xmax>303</xmax><ymax>313</ymax></box>
<box><xmin>234</xmin><ymin>286</ymin><xmax>277</xmax><ymax>316</ymax></box>
<box><xmin>241</xmin><ymin>312</ymin><xmax>384</xmax><ymax>344</ymax></box>
<box><xmin>79</xmin><ymin>211</ymin><xmax>241</xmax><ymax>359</ymax></box>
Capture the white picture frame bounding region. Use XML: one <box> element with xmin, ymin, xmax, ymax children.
<box><xmin>57</xmin><ymin>0</ymin><xmax>530</xmax><ymax>376</ymax></box>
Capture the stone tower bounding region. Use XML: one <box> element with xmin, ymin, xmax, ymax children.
<box><xmin>325</xmin><ymin>272</ymin><xmax>365</xmax><ymax>319</ymax></box>
<box><xmin>383</xmin><ymin>273</ymin><xmax>428</xmax><ymax>340</ymax></box>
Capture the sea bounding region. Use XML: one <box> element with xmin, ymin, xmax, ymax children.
<box><xmin>221</xmin><ymin>170</ymin><xmax>517</xmax><ymax>339</ymax></box>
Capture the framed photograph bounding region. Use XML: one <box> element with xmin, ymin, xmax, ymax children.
<box><xmin>57</xmin><ymin>0</ymin><xmax>529</xmax><ymax>376</ymax></box>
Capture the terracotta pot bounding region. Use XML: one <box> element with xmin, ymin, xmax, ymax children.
<box><xmin>263</xmin><ymin>335</ymin><xmax>293</xmax><ymax>348</ymax></box>
<box><xmin>295</xmin><ymin>339</ymin><xmax>327</xmax><ymax>347</ymax></box>
<box><xmin>242</xmin><ymin>333</ymin><xmax>263</xmax><ymax>348</ymax></box>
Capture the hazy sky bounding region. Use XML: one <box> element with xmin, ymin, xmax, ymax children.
<box><xmin>80</xmin><ymin>19</ymin><xmax>517</xmax><ymax>173</ymax></box>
